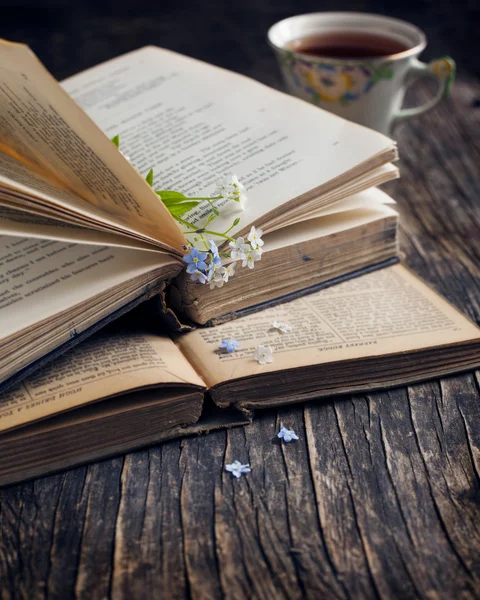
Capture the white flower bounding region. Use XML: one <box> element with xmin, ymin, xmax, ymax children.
<box><xmin>229</xmin><ymin>237</ymin><xmax>250</xmax><ymax>260</ymax></box>
<box><xmin>215</xmin><ymin>174</ymin><xmax>247</xmax><ymax>209</ymax></box>
<box><xmin>222</xmin><ymin>262</ymin><xmax>236</xmax><ymax>283</ymax></box>
<box><xmin>272</xmin><ymin>321</ymin><xmax>291</xmax><ymax>333</ymax></box>
<box><xmin>209</xmin><ymin>269</ymin><xmax>225</xmax><ymax>289</ymax></box>
<box><xmin>253</xmin><ymin>345</ymin><xmax>274</xmax><ymax>365</ymax></box>
<box><xmin>225</xmin><ymin>460</ymin><xmax>251</xmax><ymax>478</ymax></box>
<box><xmin>247</xmin><ymin>226</ymin><xmax>264</xmax><ymax>250</ymax></box>
<box><xmin>242</xmin><ymin>248</ymin><xmax>261</xmax><ymax>269</ymax></box>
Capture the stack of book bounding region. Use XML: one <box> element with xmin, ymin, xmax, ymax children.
<box><xmin>0</xmin><ymin>41</ymin><xmax>478</xmax><ymax>485</ymax></box>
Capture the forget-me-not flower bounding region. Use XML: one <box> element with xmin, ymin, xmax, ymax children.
<box><xmin>229</xmin><ymin>237</ymin><xmax>250</xmax><ymax>260</ymax></box>
<box><xmin>222</xmin><ymin>262</ymin><xmax>236</xmax><ymax>283</ymax></box>
<box><xmin>277</xmin><ymin>426</ymin><xmax>299</xmax><ymax>443</ymax></box>
<box><xmin>253</xmin><ymin>345</ymin><xmax>274</xmax><ymax>364</ymax></box>
<box><xmin>215</xmin><ymin>174</ymin><xmax>247</xmax><ymax>209</ymax></box>
<box><xmin>207</xmin><ymin>254</ymin><xmax>222</xmax><ymax>282</ymax></box>
<box><xmin>242</xmin><ymin>248</ymin><xmax>261</xmax><ymax>269</ymax></box>
<box><xmin>247</xmin><ymin>226</ymin><xmax>264</xmax><ymax>251</ymax></box>
<box><xmin>183</xmin><ymin>247</ymin><xmax>208</xmax><ymax>274</ymax></box>
<box><xmin>209</xmin><ymin>239</ymin><xmax>220</xmax><ymax>260</ymax></box>
<box><xmin>225</xmin><ymin>460</ymin><xmax>251</xmax><ymax>478</ymax></box>
<box><xmin>218</xmin><ymin>339</ymin><xmax>240</xmax><ymax>353</ymax></box>
<box><xmin>272</xmin><ymin>321</ymin><xmax>291</xmax><ymax>333</ymax></box>
<box><xmin>189</xmin><ymin>269</ymin><xmax>207</xmax><ymax>284</ymax></box>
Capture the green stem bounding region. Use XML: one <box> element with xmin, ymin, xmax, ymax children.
<box><xmin>206</xmin><ymin>198</ymin><xmax>219</xmax><ymax>216</ymax></box>
<box><xmin>199</xmin><ymin>233</ymin><xmax>210</xmax><ymax>250</ymax></box>
<box><xmin>223</xmin><ymin>222</ymin><xmax>237</xmax><ymax>236</ymax></box>
<box><xmin>202</xmin><ymin>229</ymin><xmax>235</xmax><ymax>241</ymax></box>
<box><xmin>174</xmin><ymin>216</ymin><xmax>196</xmax><ymax>230</ymax></box>
<box><xmin>185</xmin><ymin>195</ymin><xmax>223</xmax><ymax>202</ymax></box>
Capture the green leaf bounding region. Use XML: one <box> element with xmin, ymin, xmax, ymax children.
<box><xmin>156</xmin><ymin>190</ymin><xmax>188</xmax><ymax>204</ymax></box>
<box><xmin>146</xmin><ymin>169</ymin><xmax>154</xmax><ymax>186</ymax></box>
<box><xmin>166</xmin><ymin>201</ymin><xmax>200</xmax><ymax>217</ymax></box>
<box><xmin>111</xmin><ymin>135</ymin><xmax>120</xmax><ymax>148</ymax></box>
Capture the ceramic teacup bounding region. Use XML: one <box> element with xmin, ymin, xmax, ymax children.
<box><xmin>267</xmin><ymin>12</ymin><xmax>455</xmax><ymax>135</ymax></box>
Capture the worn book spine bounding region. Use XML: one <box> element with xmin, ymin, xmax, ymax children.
<box><xmin>159</xmin><ymin>256</ymin><xmax>400</xmax><ymax>329</ymax></box>
<box><xmin>0</xmin><ymin>281</ymin><xmax>168</xmax><ymax>394</ymax></box>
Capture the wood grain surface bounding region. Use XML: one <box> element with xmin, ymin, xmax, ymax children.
<box><xmin>0</xmin><ymin>2</ymin><xmax>479</xmax><ymax>598</ymax></box>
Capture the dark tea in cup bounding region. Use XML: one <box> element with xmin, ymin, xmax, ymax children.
<box><xmin>286</xmin><ymin>32</ymin><xmax>410</xmax><ymax>60</ymax></box>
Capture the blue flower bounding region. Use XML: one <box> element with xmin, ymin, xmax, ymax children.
<box><xmin>277</xmin><ymin>426</ymin><xmax>299</xmax><ymax>443</ymax></box>
<box><xmin>207</xmin><ymin>253</ymin><xmax>223</xmax><ymax>282</ymax></box>
<box><xmin>218</xmin><ymin>339</ymin><xmax>240</xmax><ymax>353</ymax></box>
<box><xmin>225</xmin><ymin>460</ymin><xmax>251</xmax><ymax>478</ymax></box>
<box><xmin>189</xmin><ymin>269</ymin><xmax>207</xmax><ymax>284</ymax></box>
<box><xmin>183</xmin><ymin>247</ymin><xmax>208</xmax><ymax>274</ymax></box>
<box><xmin>209</xmin><ymin>238</ymin><xmax>220</xmax><ymax>259</ymax></box>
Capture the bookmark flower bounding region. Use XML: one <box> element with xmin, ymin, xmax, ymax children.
<box><xmin>272</xmin><ymin>321</ymin><xmax>291</xmax><ymax>333</ymax></box>
<box><xmin>209</xmin><ymin>239</ymin><xmax>220</xmax><ymax>261</ymax></box>
<box><xmin>209</xmin><ymin>270</ymin><xmax>225</xmax><ymax>289</ymax></box>
<box><xmin>225</xmin><ymin>460</ymin><xmax>251</xmax><ymax>478</ymax></box>
<box><xmin>207</xmin><ymin>254</ymin><xmax>222</xmax><ymax>281</ymax></box>
<box><xmin>277</xmin><ymin>426</ymin><xmax>299</xmax><ymax>443</ymax></box>
<box><xmin>247</xmin><ymin>226</ymin><xmax>264</xmax><ymax>251</ymax></box>
<box><xmin>183</xmin><ymin>247</ymin><xmax>208</xmax><ymax>274</ymax></box>
<box><xmin>253</xmin><ymin>345</ymin><xmax>274</xmax><ymax>365</ymax></box>
<box><xmin>242</xmin><ymin>249</ymin><xmax>261</xmax><ymax>269</ymax></box>
<box><xmin>215</xmin><ymin>174</ymin><xmax>247</xmax><ymax>209</ymax></box>
<box><xmin>222</xmin><ymin>262</ymin><xmax>236</xmax><ymax>283</ymax></box>
<box><xmin>218</xmin><ymin>339</ymin><xmax>240</xmax><ymax>353</ymax></box>
<box><xmin>189</xmin><ymin>269</ymin><xmax>207</xmax><ymax>284</ymax></box>
<box><xmin>229</xmin><ymin>237</ymin><xmax>250</xmax><ymax>260</ymax></box>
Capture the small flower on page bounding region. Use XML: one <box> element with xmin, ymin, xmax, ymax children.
<box><xmin>247</xmin><ymin>226</ymin><xmax>264</xmax><ymax>250</ymax></box>
<box><xmin>242</xmin><ymin>249</ymin><xmax>261</xmax><ymax>269</ymax></box>
<box><xmin>229</xmin><ymin>237</ymin><xmax>250</xmax><ymax>260</ymax></box>
<box><xmin>225</xmin><ymin>460</ymin><xmax>251</xmax><ymax>478</ymax></box>
<box><xmin>189</xmin><ymin>269</ymin><xmax>207</xmax><ymax>284</ymax></box>
<box><xmin>215</xmin><ymin>174</ymin><xmax>247</xmax><ymax>209</ymax></box>
<box><xmin>222</xmin><ymin>262</ymin><xmax>236</xmax><ymax>283</ymax></box>
<box><xmin>183</xmin><ymin>247</ymin><xmax>208</xmax><ymax>274</ymax></box>
<box><xmin>218</xmin><ymin>339</ymin><xmax>240</xmax><ymax>353</ymax></box>
<box><xmin>253</xmin><ymin>345</ymin><xmax>274</xmax><ymax>365</ymax></box>
<box><xmin>277</xmin><ymin>426</ymin><xmax>299</xmax><ymax>443</ymax></box>
<box><xmin>272</xmin><ymin>321</ymin><xmax>291</xmax><ymax>333</ymax></box>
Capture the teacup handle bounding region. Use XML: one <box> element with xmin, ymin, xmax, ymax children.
<box><xmin>391</xmin><ymin>56</ymin><xmax>456</xmax><ymax>131</ymax></box>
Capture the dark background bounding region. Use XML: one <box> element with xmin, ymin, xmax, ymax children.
<box><xmin>0</xmin><ymin>0</ymin><xmax>478</xmax><ymax>87</ymax></box>
<box><xmin>1</xmin><ymin>2</ymin><xmax>480</xmax><ymax>599</ymax></box>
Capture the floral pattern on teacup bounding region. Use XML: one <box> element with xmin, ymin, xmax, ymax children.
<box><xmin>282</xmin><ymin>54</ymin><xmax>394</xmax><ymax>105</ymax></box>
<box><xmin>429</xmin><ymin>57</ymin><xmax>456</xmax><ymax>97</ymax></box>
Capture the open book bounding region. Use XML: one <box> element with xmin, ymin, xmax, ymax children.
<box><xmin>1</xmin><ymin>265</ymin><xmax>479</xmax><ymax>486</ymax></box>
<box><xmin>0</xmin><ymin>40</ymin><xmax>398</xmax><ymax>390</ymax></box>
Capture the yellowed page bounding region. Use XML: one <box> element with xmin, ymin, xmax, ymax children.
<box><xmin>262</xmin><ymin>203</ymin><xmax>397</xmax><ymax>252</ymax></box>
<box><xmin>62</xmin><ymin>45</ymin><xmax>395</xmax><ymax>243</ymax></box>
<box><xmin>0</xmin><ymin>40</ymin><xmax>185</xmax><ymax>251</ymax></box>
<box><xmin>0</xmin><ymin>235</ymin><xmax>177</xmax><ymax>341</ymax></box>
<box><xmin>0</xmin><ymin>330</ymin><xmax>205</xmax><ymax>433</ymax></box>
<box><xmin>0</xmin><ymin>205</ymin><xmax>161</xmax><ymax>251</ymax></box>
<box><xmin>177</xmin><ymin>265</ymin><xmax>480</xmax><ymax>387</ymax></box>
<box><xmin>295</xmin><ymin>186</ymin><xmax>396</xmax><ymax>220</ymax></box>
<box><xmin>0</xmin><ymin>149</ymin><xmax>173</xmax><ymax>248</ymax></box>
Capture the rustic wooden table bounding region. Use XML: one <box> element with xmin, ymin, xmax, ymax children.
<box><xmin>1</xmin><ymin>2</ymin><xmax>479</xmax><ymax>598</ymax></box>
